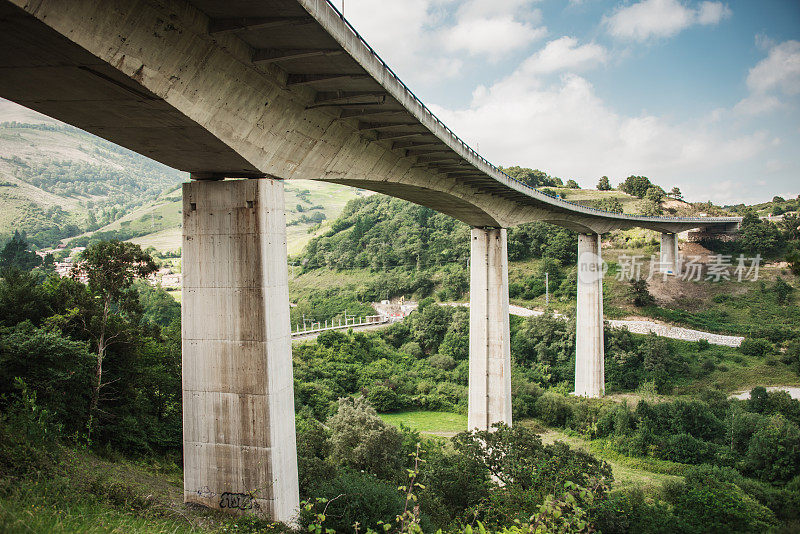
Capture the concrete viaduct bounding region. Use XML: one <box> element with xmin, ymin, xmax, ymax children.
<box><xmin>0</xmin><ymin>0</ymin><xmax>740</xmax><ymax>521</ymax></box>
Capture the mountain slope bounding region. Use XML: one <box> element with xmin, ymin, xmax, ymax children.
<box><xmin>0</xmin><ymin>99</ymin><xmax>183</xmax><ymax>247</ymax></box>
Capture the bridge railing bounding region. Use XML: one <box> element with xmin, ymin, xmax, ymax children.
<box><xmin>292</xmin><ymin>314</ymin><xmax>388</xmax><ymax>337</ymax></box>
<box><xmin>321</xmin><ymin>1</ymin><xmax>740</xmax><ymax>225</ymax></box>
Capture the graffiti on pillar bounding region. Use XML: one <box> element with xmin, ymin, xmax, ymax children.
<box><xmin>219</xmin><ymin>491</ymin><xmax>259</xmax><ymax>510</ymax></box>
<box><xmin>195</xmin><ymin>486</ymin><xmax>216</xmax><ymax>499</ymax></box>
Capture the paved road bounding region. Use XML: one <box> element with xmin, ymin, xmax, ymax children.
<box><xmin>446</xmin><ymin>302</ymin><xmax>743</xmax><ymax>347</ymax></box>
<box><xmin>291</xmin><ymin>302</ymin><xmax>743</xmax><ymax>347</ymax></box>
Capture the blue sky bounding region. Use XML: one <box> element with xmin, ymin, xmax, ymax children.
<box><xmin>339</xmin><ymin>0</ymin><xmax>800</xmax><ymax>204</ymax></box>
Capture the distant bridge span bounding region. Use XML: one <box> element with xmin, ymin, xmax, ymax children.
<box><xmin>0</xmin><ymin>0</ymin><xmax>741</xmax><ymax>522</ymax></box>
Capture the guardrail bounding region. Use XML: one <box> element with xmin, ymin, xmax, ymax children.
<box><xmin>320</xmin><ymin>0</ymin><xmax>741</xmax><ymax>225</ymax></box>
<box><xmin>291</xmin><ymin>314</ymin><xmax>388</xmax><ymax>336</ymax></box>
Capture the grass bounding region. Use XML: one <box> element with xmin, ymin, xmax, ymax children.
<box><xmin>0</xmin><ymin>446</ymin><xmax>282</xmax><ymax>534</ymax></box>
<box><xmin>380</xmin><ymin>411</ymin><xmax>467</xmax><ymax>436</ymax></box>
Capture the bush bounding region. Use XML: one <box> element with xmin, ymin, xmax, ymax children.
<box><xmin>427</xmin><ymin>353</ymin><xmax>456</xmax><ymax>371</ymax></box>
<box><xmin>366</xmin><ymin>385</ymin><xmax>403</xmax><ymax>412</ymax></box>
<box><xmin>399</xmin><ymin>341</ymin><xmax>423</xmax><ymax>358</ymax></box>
<box><xmin>743</xmin><ymin>414</ymin><xmax>800</xmax><ymax>485</ymax></box>
<box><xmin>305</xmin><ymin>469</ymin><xmax>404</xmax><ymax>533</ymax></box>
<box><xmin>739</xmin><ymin>338</ymin><xmax>772</xmax><ymax>357</ymax></box>
<box><xmin>327</xmin><ymin>397</ymin><xmax>402</xmax><ymax>480</ymax></box>
<box><xmin>660</xmin><ymin>433</ymin><xmax>716</xmax><ymax>464</ymax></box>
<box><xmin>535</xmin><ymin>392</ymin><xmax>574</xmax><ymax>427</ymax></box>
<box><xmin>672</xmin><ymin>471</ymin><xmax>777</xmax><ymax>533</ymax></box>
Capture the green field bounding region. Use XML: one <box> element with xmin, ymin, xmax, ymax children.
<box><xmin>380</xmin><ymin>411</ymin><xmax>467</xmax><ymax>435</ymax></box>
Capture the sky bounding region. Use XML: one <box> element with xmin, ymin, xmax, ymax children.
<box><xmin>335</xmin><ymin>0</ymin><xmax>800</xmax><ymax>205</ymax></box>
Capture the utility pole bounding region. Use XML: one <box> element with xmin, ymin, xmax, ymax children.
<box><xmin>545</xmin><ymin>272</ymin><xmax>549</xmax><ymax>307</ymax></box>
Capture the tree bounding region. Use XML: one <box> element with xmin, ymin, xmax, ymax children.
<box><xmin>629</xmin><ymin>279</ymin><xmax>655</xmax><ymax>307</ymax></box>
<box><xmin>326</xmin><ymin>396</ymin><xmax>402</xmax><ymax>480</ymax></box>
<box><xmin>597</xmin><ymin>176</ymin><xmax>611</xmax><ymax>190</ymax></box>
<box><xmin>599</xmin><ymin>197</ymin><xmax>623</xmax><ymax>213</ymax></box>
<box><xmin>71</xmin><ymin>241</ymin><xmax>156</xmax><ymax>437</ymax></box>
<box><xmin>739</xmin><ymin>210</ymin><xmax>785</xmax><ymax>256</ymax></box>
<box><xmin>743</xmin><ymin>414</ymin><xmax>800</xmax><ymax>484</ymax></box>
<box><xmin>502</xmin><ymin>166</ymin><xmax>563</xmax><ymax>188</ymax></box>
<box><xmin>0</xmin><ymin>231</ymin><xmax>41</xmax><ymax>271</ymax></box>
<box><xmin>669</xmin><ymin>187</ymin><xmax>683</xmax><ymax>200</ymax></box>
<box><xmin>618</xmin><ymin>175</ymin><xmax>653</xmax><ymax>198</ymax></box>
<box><xmin>565</xmin><ymin>179</ymin><xmax>581</xmax><ymax>189</ymax></box>
<box><xmin>772</xmin><ymin>277</ymin><xmax>794</xmax><ymax>305</ymax></box>
<box><xmin>645</xmin><ymin>186</ymin><xmax>665</xmax><ymax>203</ymax></box>
<box><xmin>640</xmin><ymin>199</ymin><xmax>663</xmax><ymax>216</ymax></box>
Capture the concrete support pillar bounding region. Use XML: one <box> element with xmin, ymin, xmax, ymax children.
<box><xmin>468</xmin><ymin>228</ymin><xmax>512</xmax><ymax>431</ymax></box>
<box><xmin>659</xmin><ymin>232</ymin><xmax>679</xmax><ymax>274</ymax></box>
<box><xmin>575</xmin><ymin>233</ymin><xmax>605</xmax><ymax>398</ymax></box>
<box><xmin>182</xmin><ymin>178</ymin><xmax>299</xmax><ymax>522</ymax></box>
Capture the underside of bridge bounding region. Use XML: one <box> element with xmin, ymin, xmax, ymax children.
<box><xmin>0</xmin><ymin>0</ymin><xmax>742</xmax><ymax>524</ymax></box>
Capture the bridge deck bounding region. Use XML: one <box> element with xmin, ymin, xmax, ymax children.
<box><xmin>0</xmin><ymin>0</ymin><xmax>741</xmax><ymax>233</ymax></box>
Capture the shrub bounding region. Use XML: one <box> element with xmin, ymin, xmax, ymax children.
<box><xmin>740</xmin><ymin>338</ymin><xmax>772</xmax><ymax>357</ymax></box>
<box><xmin>366</xmin><ymin>385</ymin><xmax>403</xmax><ymax>412</ymax></box>
<box><xmin>305</xmin><ymin>469</ymin><xmax>404</xmax><ymax>533</ymax></box>
<box><xmin>743</xmin><ymin>414</ymin><xmax>800</xmax><ymax>485</ymax></box>
<box><xmin>399</xmin><ymin>341</ymin><xmax>423</xmax><ymax>357</ymax></box>
<box><xmin>535</xmin><ymin>391</ymin><xmax>574</xmax><ymax>427</ymax></box>
<box><xmin>327</xmin><ymin>397</ymin><xmax>402</xmax><ymax>480</ymax></box>
<box><xmin>673</xmin><ymin>471</ymin><xmax>777</xmax><ymax>532</ymax></box>
<box><xmin>427</xmin><ymin>353</ymin><xmax>456</xmax><ymax>371</ymax></box>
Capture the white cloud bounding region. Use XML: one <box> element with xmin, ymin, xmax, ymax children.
<box><xmin>443</xmin><ymin>17</ymin><xmax>546</xmax><ymax>57</ymax></box>
<box><xmin>442</xmin><ymin>0</ymin><xmax>546</xmax><ymax>58</ymax></box>
<box><xmin>733</xmin><ymin>95</ymin><xmax>781</xmax><ymax>116</ymax></box>
<box><xmin>733</xmin><ymin>40</ymin><xmax>800</xmax><ymax>117</ymax></box>
<box><xmin>342</xmin><ymin>0</ymin><xmax>463</xmax><ymax>83</ymax></box>
<box><xmin>520</xmin><ymin>37</ymin><xmax>606</xmax><ymax>75</ymax></box>
<box><xmin>696</xmin><ymin>1</ymin><xmax>730</xmax><ymax>24</ymax></box>
<box><xmin>604</xmin><ymin>0</ymin><xmax>731</xmax><ymax>41</ymax></box>
<box><xmin>429</xmin><ymin>66</ymin><xmax>769</xmax><ymax>202</ymax></box>
<box><xmin>343</xmin><ymin>0</ymin><xmax>546</xmax><ymax>81</ymax></box>
<box><xmin>746</xmin><ymin>40</ymin><xmax>800</xmax><ymax>96</ymax></box>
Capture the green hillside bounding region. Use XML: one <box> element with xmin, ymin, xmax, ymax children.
<box><xmin>77</xmin><ymin>179</ymin><xmax>364</xmax><ymax>255</ymax></box>
<box><xmin>0</xmin><ymin>99</ymin><xmax>183</xmax><ymax>248</ymax></box>
<box><xmin>0</xmin><ymin>99</ymin><xmax>362</xmax><ymax>253</ymax></box>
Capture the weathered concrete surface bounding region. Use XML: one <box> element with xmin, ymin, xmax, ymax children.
<box><xmin>0</xmin><ymin>0</ymin><xmax>740</xmax><ymax>234</ymax></box>
<box><xmin>182</xmin><ymin>179</ymin><xmax>298</xmax><ymax>522</ymax></box>
<box><xmin>659</xmin><ymin>233</ymin><xmax>679</xmax><ymax>274</ymax></box>
<box><xmin>575</xmin><ymin>234</ymin><xmax>605</xmax><ymax>398</ymax></box>
<box><xmin>468</xmin><ymin>228</ymin><xmax>512</xmax><ymax>431</ymax></box>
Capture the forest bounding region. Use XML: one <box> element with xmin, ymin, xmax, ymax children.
<box><xmin>2</xmin><ymin>223</ymin><xmax>800</xmax><ymax>532</ymax></box>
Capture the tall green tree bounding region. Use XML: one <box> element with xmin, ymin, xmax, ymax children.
<box><xmin>618</xmin><ymin>175</ymin><xmax>654</xmax><ymax>198</ymax></box>
<box><xmin>597</xmin><ymin>176</ymin><xmax>611</xmax><ymax>190</ymax></box>
<box><xmin>71</xmin><ymin>241</ymin><xmax>156</xmax><ymax>437</ymax></box>
<box><xmin>0</xmin><ymin>231</ymin><xmax>41</xmax><ymax>271</ymax></box>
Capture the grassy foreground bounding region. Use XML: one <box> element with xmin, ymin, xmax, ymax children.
<box><xmin>0</xmin><ymin>448</ymin><xmax>282</xmax><ymax>534</ymax></box>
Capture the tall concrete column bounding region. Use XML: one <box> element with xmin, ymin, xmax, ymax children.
<box><xmin>659</xmin><ymin>232</ymin><xmax>679</xmax><ymax>274</ymax></box>
<box><xmin>575</xmin><ymin>233</ymin><xmax>605</xmax><ymax>398</ymax></box>
<box><xmin>468</xmin><ymin>228</ymin><xmax>512</xmax><ymax>431</ymax></box>
<box><xmin>182</xmin><ymin>178</ymin><xmax>299</xmax><ymax>522</ymax></box>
